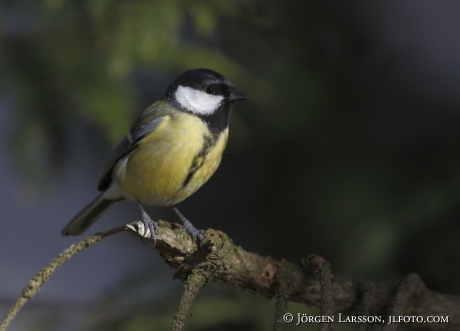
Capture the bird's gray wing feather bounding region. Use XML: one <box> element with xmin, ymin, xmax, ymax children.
<box><xmin>97</xmin><ymin>117</ymin><xmax>165</xmax><ymax>191</ymax></box>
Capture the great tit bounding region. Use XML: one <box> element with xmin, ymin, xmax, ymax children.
<box><xmin>62</xmin><ymin>68</ymin><xmax>247</xmax><ymax>242</ymax></box>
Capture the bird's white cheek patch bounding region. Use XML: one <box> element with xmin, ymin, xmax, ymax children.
<box><xmin>175</xmin><ymin>85</ymin><xmax>224</xmax><ymax>115</ymax></box>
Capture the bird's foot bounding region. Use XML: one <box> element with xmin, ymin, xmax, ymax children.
<box><xmin>140</xmin><ymin>209</ymin><xmax>158</xmax><ymax>242</ymax></box>
<box><xmin>181</xmin><ymin>219</ymin><xmax>205</xmax><ymax>242</ymax></box>
<box><xmin>173</xmin><ymin>207</ymin><xmax>205</xmax><ymax>241</ymax></box>
<box><xmin>138</xmin><ymin>202</ymin><xmax>158</xmax><ymax>244</ymax></box>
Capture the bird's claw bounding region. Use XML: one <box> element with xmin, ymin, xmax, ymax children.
<box><xmin>183</xmin><ymin>224</ymin><xmax>205</xmax><ymax>242</ymax></box>
<box><xmin>172</xmin><ymin>207</ymin><xmax>204</xmax><ymax>242</ymax></box>
<box><xmin>140</xmin><ymin>209</ymin><xmax>158</xmax><ymax>244</ymax></box>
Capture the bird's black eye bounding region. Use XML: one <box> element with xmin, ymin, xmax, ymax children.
<box><xmin>205</xmin><ymin>85</ymin><xmax>215</xmax><ymax>94</ymax></box>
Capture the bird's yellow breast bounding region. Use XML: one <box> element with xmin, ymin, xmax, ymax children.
<box><xmin>113</xmin><ymin>113</ymin><xmax>228</xmax><ymax>206</ymax></box>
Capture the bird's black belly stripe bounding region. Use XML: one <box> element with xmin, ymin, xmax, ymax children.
<box><xmin>181</xmin><ymin>134</ymin><xmax>218</xmax><ymax>188</ymax></box>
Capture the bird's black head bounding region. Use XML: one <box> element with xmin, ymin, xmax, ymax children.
<box><xmin>165</xmin><ymin>68</ymin><xmax>247</xmax><ymax>133</ymax></box>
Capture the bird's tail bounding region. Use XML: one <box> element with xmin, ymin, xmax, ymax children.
<box><xmin>61</xmin><ymin>194</ymin><xmax>117</xmax><ymax>236</ymax></box>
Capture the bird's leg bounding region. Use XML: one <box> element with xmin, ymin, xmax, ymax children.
<box><xmin>172</xmin><ymin>207</ymin><xmax>205</xmax><ymax>241</ymax></box>
<box><xmin>137</xmin><ymin>201</ymin><xmax>158</xmax><ymax>243</ymax></box>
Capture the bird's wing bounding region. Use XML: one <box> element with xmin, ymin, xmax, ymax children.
<box><xmin>97</xmin><ymin>116</ymin><xmax>165</xmax><ymax>191</ymax></box>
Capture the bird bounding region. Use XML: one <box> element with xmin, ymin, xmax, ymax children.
<box><xmin>62</xmin><ymin>68</ymin><xmax>247</xmax><ymax>242</ymax></box>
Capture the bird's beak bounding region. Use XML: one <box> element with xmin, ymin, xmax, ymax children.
<box><xmin>229</xmin><ymin>91</ymin><xmax>248</xmax><ymax>102</ymax></box>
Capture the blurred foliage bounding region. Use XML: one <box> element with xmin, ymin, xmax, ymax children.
<box><xmin>2</xmin><ymin>0</ymin><xmax>460</xmax><ymax>330</ymax></box>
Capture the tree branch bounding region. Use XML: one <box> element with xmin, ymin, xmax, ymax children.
<box><xmin>0</xmin><ymin>227</ymin><xmax>125</xmax><ymax>331</ymax></box>
<box><xmin>2</xmin><ymin>220</ymin><xmax>459</xmax><ymax>331</ymax></box>
<box><xmin>127</xmin><ymin>220</ymin><xmax>460</xmax><ymax>331</ymax></box>
<box><xmin>170</xmin><ymin>272</ymin><xmax>207</xmax><ymax>331</ymax></box>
